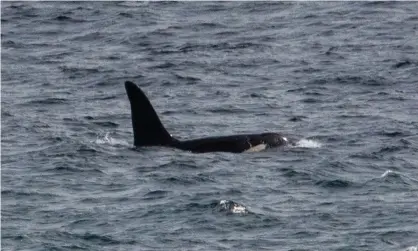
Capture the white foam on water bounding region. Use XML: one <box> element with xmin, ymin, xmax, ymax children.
<box><xmin>219</xmin><ymin>200</ymin><xmax>248</xmax><ymax>214</ymax></box>
<box><xmin>231</xmin><ymin>204</ymin><xmax>247</xmax><ymax>214</ymax></box>
<box><xmin>294</xmin><ymin>139</ymin><xmax>322</xmax><ymax>148</ymax></box>
<box><xmin>404</xmin><ymin>246</ymin><xmax>417</xmax><ymax>251</ymax></box>
<box><xmin>95</xmin><ymin>132</ymin><xmax>130</xmax><ymax>147</ymax></box>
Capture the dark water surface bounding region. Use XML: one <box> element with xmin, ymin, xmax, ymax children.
<box><xmin>2</xmin><ymin>2</ymin><xmax>418</xmax><ymax>251</ymax></box>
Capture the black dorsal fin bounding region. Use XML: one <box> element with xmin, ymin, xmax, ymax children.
<box><xmin>125</xmin><ymin>81</ymin><xmax>172</xmax><ymax>147</ymax></box>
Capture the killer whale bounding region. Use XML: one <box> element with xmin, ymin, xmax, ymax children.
<box><xmin>125</xmin><ymin>81</ymin><xmax>289</xmax><ymax>153</ymax></box>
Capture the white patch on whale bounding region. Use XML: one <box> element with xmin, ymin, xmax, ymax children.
<box><xmin>244</xmin><ymin>143</ymin><xmax>267</xmax><ymax>153</ymax></box>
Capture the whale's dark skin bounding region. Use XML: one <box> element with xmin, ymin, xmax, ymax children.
<box><xmin>124</xmin><ymin>81</ymin><xmax>289</xmax><ymax>153</ymax></box>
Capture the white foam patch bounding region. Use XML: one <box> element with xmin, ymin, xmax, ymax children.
<box><xmin>294</xmin><ymin>139</ymin><xmax>322</xmax><ymax>148</ymax></box>
<box><xmin>404</xmin><ymin>246</ymin><xmax>418</xmax><ymax>251</ymax></box>
<box><xmin>219</xmin><ymin>200</ymin><xmax>248</xmax><ymax>214</ymax></box>
<box><xmin>95</xmin><ymin>132</ymin><xmax>130</xmax><ymax>146</ymax></box>
<box><xmin>231</xmin><ymin>204</ymin><xmax>247</xmax><ymax>214</ymax></box>
<box><xmin>244</xmin><ymin>143</ymin><xmax>267</xmax><ymax>153</ymax></box>
<box><xmin>219</xmin><ymin>200</ymin><xmax>228</xmax><ymax>205</ymax></box>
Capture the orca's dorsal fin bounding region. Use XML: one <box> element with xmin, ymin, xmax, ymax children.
<box><xmin>125</xmin><ymin>81</ymin><xmax>172</xmax><ymax>147</ymax></box>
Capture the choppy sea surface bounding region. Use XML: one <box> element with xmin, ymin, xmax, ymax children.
<box><xmin>2</xmin><ymin>2</ymin><xmax>418</xmax><ymax>251</ymax></box>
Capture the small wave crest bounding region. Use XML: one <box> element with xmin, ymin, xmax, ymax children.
<box><xmin>373</xmin><ymin>169</ymin><xmax>418</xmax><ymax>186</ymax></box>
<box><xmin>404</xmin><ymin>246</ymin><xmax>417</xmax><ymax>251</ymax></box>
<box><xmin>380</xmin><ymin>170</ymin><xmax>393</xmax><ymax>178</ymax></box>
<box><xmin>95</xmin><ymin>132</ymin><xmax>130</xmax><ymax>147</ymax></box>
<box><xmin>293</xmin><ymin>139</ymin><xmax>322</xmax><ymax>148</ymax></box>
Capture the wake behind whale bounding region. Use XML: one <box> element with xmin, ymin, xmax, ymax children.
<box><xmin>124</xmin><ymin>81</ymin><xmax>291</xmax><ymax>153</ymax></box>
